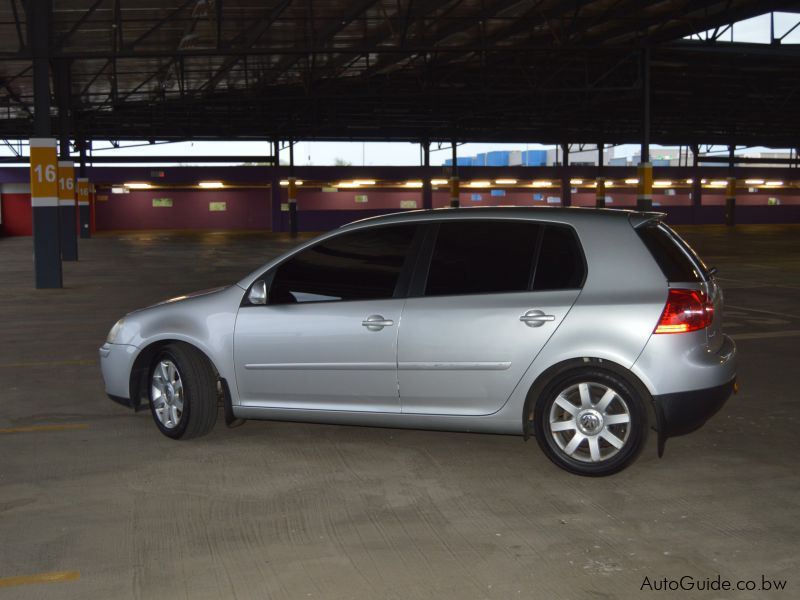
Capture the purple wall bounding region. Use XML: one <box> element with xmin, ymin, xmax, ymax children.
<box><xmin>8</xmin><ymin>160</ymin><xmax>791</xmax><ymax>233</ymax></box>
<box><xmin>95</xmin><ymin>189</ymin><xmax>271</xmax><ymax>231</ymax></box>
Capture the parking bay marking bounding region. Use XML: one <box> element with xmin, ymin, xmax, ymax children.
<box><xmin>0</xmin><ymin>424</ymin><xmax>89</xmax><ymax>434</ymax></box>
<box><xmin>0</xmin><ymin>358</ymin><xmax>96</xmax><ymax>369</ymax></box>
<box><xmin>731</xmin><ymin>330</ymin><xmax>800</xmax><ymax>341</ymax></box>
<box><xmin>725</xmin><ymin>304</ymin><xmax>799</xmax><ymax>321</ymax></box>
<box><xmin>0</xmin><ymin>570</ymin><xmax>80</xmax><ymax>588</ymax></box>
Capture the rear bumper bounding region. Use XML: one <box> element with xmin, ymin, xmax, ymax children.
<box><xmin>653</xmin><ymin>378</ymin><xmax>735</xmax><ymax>438</ymax></box>
<box><xmin>632</xmin><ymin>332</ymin><xmax>736</xmax><ymax>396</ymax></box>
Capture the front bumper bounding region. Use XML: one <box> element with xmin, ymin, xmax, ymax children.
<box><xmin>653</xmin><ymin>378</ymin><xmax>736</xmax><ymax>438</ymax></box>
<box><xmin>99</xmin><ymin>342</ymin><xmax>137</xmax><ymax>404</ymax></box>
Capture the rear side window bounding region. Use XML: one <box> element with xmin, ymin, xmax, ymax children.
<box><xmin>425</xmin><ymin>221</ymin><xmax>540</xmax><ymax>296</ymax></box>
<box><xmin>422</xmin><ymin>221</ymin><xmax>585</xmax><ymax>296</ymax></box>
<box><xmin>269</xmin><ymin>225</ymin><xmax>416</xmax><ymax>303</ymax></box>
<box><xmin>533</xmin><ymin>226</ymin><xmax>586</xmax><ymax>290</ymax></box>
<box><xmin>637</xmin><ymin>223</ymin><xmax>707</xmax><ymax>282</ymax></box>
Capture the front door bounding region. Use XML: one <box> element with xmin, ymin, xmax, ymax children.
<box><xmin>234</xmin><ymin>223</ymin><xmax>418</xmax><ymax>412</ymax></box>
<box><xmin>235</xmin><ymin>299</ymin><xmax>405</xmax><ymax>411</ymax></box>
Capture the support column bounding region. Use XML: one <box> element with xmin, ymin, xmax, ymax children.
<box><xmin>725</xmin><ymin>177</ymin><xmax>736</xmax><ymax>226</ymax></box>
<box><xmin>270</xmin><ymin>140</ymin><xmax>283</xmax><ymax>232</ymax></box>
<box><xmin>691</xmin><ymin>144</ymin><xmax>702</xmax><ymax>207</ymax></box>
<box><xmin>561</xmin><ymin>142</ymin><xmax>571</xmax><ymax>207</ymax></box>
<box><xmin>421</xmin><ymin>141</ymin><xmax>432</xmax><ymax>210</ymax></box>
<box><xmin>595</xmin><ymin>178</ymin><xmax>606</xmax><ymax>208</ymax></box>
<box><xmin>90</xmin><ymin>182</ymin><xmax>96</xmax><ymax>234</ymax></box>
<box><xmin>725</xmin><ymin>145</ymin><xmax>736</xmax><ymax>226</ymax></box>
<box><xmin>449</xmin><ymin>141</ymin><xmax>459</xmax><ymax>208</ymax></box>
<box><xmin>30</xmin><ymin>0</ymin><xmax>61</xmax><ymax>289</ymax></box>
<box><xmin>637</xmin><ymin>47</ymin><xmax>653</xmax><ymax>211</ymax></box>
<box><xmin>288</xmin><ymin>142</ymin><xmax>298</xmax><ymax>236</ymax></box>
<box><xmin>77</xmin><ymin>140</ymin><xmax>90</xmax><ymax>238</ymax></box>
<box><xmin>57</xmin><ymin>160</ymin><xmax>77</xmax><ymax>260</ymax></box>
<box><xmin>57</xmin><ymin>60</ymin><xmax>77</xmax><ymax>261</ymax></box>
<box><xmin>30</xmin><ymin>139</ymin><xmax>62</xmax><ymax>288</ymax></box>
<box><xmin>77</xmin><ymin>177</ymin><xmax>90</xmax><ymax>238</ymax></box>
<box><xmin>636</xmin><ymin>161</ymin><xmax>653</xmax><ymax>211</ymax></box>
<box><xmin>270</xmin><ymin>171</ymin><xmax>282</xmax><ymax>233</ymax></box>
<box><xmin>596</xmin><ymin>143</ymin><xmax>605</xmax><ymax>208</ymax></box>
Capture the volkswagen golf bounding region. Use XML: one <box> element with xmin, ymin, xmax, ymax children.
<box><xmin>100</xmin><ymin>207</ymin><xmax>736</xmax><ymax>476</ymax></box>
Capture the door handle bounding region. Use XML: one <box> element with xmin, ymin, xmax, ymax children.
<box><xmin>362</xmin><ymin>314</ymin><xmax>394</xmax><ymax>331</ymax></box>
<box><xmin>520</xmin><ymin>309</ymin><xmax>555</xmax><ymax>328</ymax></box>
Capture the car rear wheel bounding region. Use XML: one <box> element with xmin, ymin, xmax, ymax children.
<box><xmin>148</xmin><ymin>342</ymin><xmax>218</xmax><ymax>439</ymax></box>
<box><xmin>533</xmin><ymin>369</ymin><xmax>647</xmax><ymax>476</ymax></box>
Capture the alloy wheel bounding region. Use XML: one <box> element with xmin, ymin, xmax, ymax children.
<box><xmin>548</xmin><ymin>382</ymin><xmax>632</xmax><ymax>463</ymax></box>
<box><xmin>151</xmin><ymin>359</ymin><xmax>184</xmax><ymax>429</ymax></box>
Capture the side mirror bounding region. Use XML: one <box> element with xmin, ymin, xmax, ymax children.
<box><xmin>248</xmin><ymin>280</ymin><xmax>267</xmax><ymax>305</ymax></box>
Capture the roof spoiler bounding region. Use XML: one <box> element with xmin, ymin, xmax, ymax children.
<box><xmin>629</xmin><ymin>211</ymin><xmax>666</xmax><ymax>228</ymax></box>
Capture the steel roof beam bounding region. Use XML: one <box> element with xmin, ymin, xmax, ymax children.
<box><xmin>255</xmin><ymin>0</ymin><xmax>384</xmax><ymax>89</ymax></box>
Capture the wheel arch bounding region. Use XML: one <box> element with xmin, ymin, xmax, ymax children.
<box><xmin>521</xmin><ymin>357</ymin><xmax>656</xmax><ymax>440</ymax></box>
<box><xmin>129</xmin><ymin>339</ymin><xmax>222</xmax><ymax>412</ymax></box>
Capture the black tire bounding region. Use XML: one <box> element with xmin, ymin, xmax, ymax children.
<box><xmin>533</xmin><ymin>368</ymin><xmax>648</xmax><ymax>476</ymax></box>
<box><xmin>148</xmin><ymin>342</ymin><xmax>218</xmax><ymax>440</ymax></box>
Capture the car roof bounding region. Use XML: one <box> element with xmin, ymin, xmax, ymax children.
<box><xmin>344</xmin><ymin>206</ymin><xmax>664</xmax><ymax>229</ymax></box>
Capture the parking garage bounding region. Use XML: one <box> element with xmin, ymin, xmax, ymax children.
<box><xmin>1</xmin><ymin>1</ymin><xmax>799</xmax><ymax>598</ymax></box>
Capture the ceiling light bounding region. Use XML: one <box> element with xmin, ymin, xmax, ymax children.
<box><xmin>353</xmin><ymin>179</ymin><xmax>376</xmax><ymax>185</ymax></box>
<box><xmin>111</xmin><ymin>186</ymin><xmax>126</xmax><ymax>194</ymax></box>
<box><xmin>569</xmin><ymin>179</ymin><xmax>583</xmax><ymax>185</ymax></box>
<box><xmin>125</xmin><ymin>182</ymin><xmax>152</xmax><ymax>189</ymax></box>
<box><xmin>686</xmin><ymin>179</ymin><xmax>694</xmax><ymax>184</ymax></box>
<box><xmin>405</xmin><ymin>181</ymin><xmax>423</xmax><ymax>188</ymax></box>
<box><xmin>337</xmin><ymin>181</ymin><xmax>360</xmax><ymax>188</ymax></box>
<box><xmin>764</xmin><ymin>180</ymin><xmax>783</xmax><ymax>186</ymax></box>
<box><xmin>495</xmin><ymin>179</ymin><xmax>517</xmax><ymax>185</ymax></box>
<box><xmin>430</xmin><ymin>179</ymin><xmax>448</xmax><ymax>185</ymax></box>
<box><xmin>624</xmin><ymin>178</ymin><xmax>639</xmax><ymax>185</ymax></box>
<box><xmin>530</xmin><ymin>180</ymin><xmax>552</xmax><ymax>187</ymax></box>
<box><xmin>198</xmin><ymin>181</ymin><xmax>224</xmax><ymax>188</ymax></box>
<box><xmin>469</xmin><ymin>180</ymin><xmax>492</xmax><ymax>188</ymax></box>
<box><xmin>653</xmin><ymin>180</ymin><xmax>672</xmax><ymax>187</ymax></box>
<box><xmin>708</xmin><ymin>180</ymin><xmax>727</xmax><ymax>187</ymax></box>
<box><xmin>280</xmin><ymin>180</ymin><xmax>304</xmax><ymax>186</ymax></box>
<box><xmin>744</xmin><ymin>179</ymin><xmax>764</xmax><ymax>185</ymax></box>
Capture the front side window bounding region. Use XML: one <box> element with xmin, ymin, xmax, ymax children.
<box><xmin>424</xmin><ymin>221</ymin><xmax>541</xmax><ymax>296</ymax></box>
<box><xmin>269</xmin><ymin>225</ymin><xmax>416</xmax><ymax>304</ymax></box>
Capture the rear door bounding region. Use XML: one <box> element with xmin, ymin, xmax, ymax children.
<box><xmin>397</xmin><ymin>220</ymin><xmax>585</xmax><ymax>416</ymax></box>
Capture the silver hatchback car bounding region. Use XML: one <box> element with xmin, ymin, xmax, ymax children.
<box><xmin>100</xmin><ymin>208</ymin><xmax>736</xmax><ymax>476</ymax></box>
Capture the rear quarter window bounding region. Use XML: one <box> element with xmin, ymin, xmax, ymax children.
<box><xmin>636</xmin><ymin>223</ymin><xmax>707</xmax><ymax>283</ymax></box>
<box><xmin>533</xmin><ymin>225</ymin><xmax>586</xmax><ymax>290</ymax></box>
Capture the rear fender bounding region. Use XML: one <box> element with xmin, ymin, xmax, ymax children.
<box><xmin>522</xmin><ymin>357</ymin><xmax>657</xmax><ymax>442</ymax></box>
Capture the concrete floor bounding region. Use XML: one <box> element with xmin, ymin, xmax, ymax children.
<box><xmin>1</xmin><ymin>224</ymin><xmax>798</xmax><ymax>599</ymax></box>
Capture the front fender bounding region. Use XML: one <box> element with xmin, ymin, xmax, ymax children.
<box><xmin>124</xmin><ymin>285</ymin><xmax>244</xmax><ymax>407</ymax></box>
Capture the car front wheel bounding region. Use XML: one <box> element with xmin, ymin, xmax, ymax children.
<box><xmin>148</xmin><ymin>342</ymin><xmax>218</xmax><ymax>439</ymax></box>
<box><xmin>533</xmin><ymin>369</ymin><xmax>648</xmax><ymax>476</ymax></box>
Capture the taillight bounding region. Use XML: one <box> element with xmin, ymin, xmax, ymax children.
<box><xmin>654</xmin><ymin>289</ymin><xmax>714</xmax><ymax>334</ymax></box>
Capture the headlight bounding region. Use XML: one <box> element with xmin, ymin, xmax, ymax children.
<box><xmin>106</xmin><ymin>318</ymin><xmax>125</xmax><ymax>344</ymax></box>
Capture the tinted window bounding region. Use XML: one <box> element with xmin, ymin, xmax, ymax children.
<box><xmin>269</xmin><ymin>225</ymin><xmax>416</xmax><ymax>304</ymax></box>
<box><xmin>533</xmin><ymin>225</ymin><xmax>586</xmax><ymax>290</ymax></box>
<box><xmin>424</xmin><ymin>221</ymin><xmax>540</xmax><ymax>296</ymax></box>
<box><xmin>637</xmin><ymin>223</ymin><xmax>705</xmax><ymax>282</ymax></box>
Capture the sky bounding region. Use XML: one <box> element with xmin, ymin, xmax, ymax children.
<box><xmin>1</xmin><ymin>12</ymin><xmax>797</xmax><ymax>167</ymax></box>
